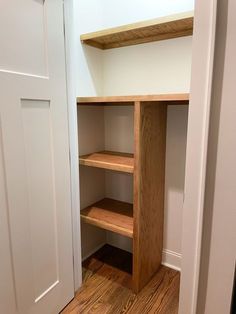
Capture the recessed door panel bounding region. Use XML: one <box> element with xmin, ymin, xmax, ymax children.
<box><xmin>21</xmin><ymin>99</ymin><xmax>59</xmax><ymax>302</ymax></box>
<box><xmin>0</xmin><ymin>0</ymin><xmax>47</xmax><ymax>77</ymax></box>
<box><xmin>0</xmin><ymin>116</ymin><xmax>17</xmax><ymax>314</ymax></box>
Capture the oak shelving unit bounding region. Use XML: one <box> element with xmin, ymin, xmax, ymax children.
<box><xmin>80</xmin><ymin>11</ymin><xmax>193</xmax><ymax>50</ymax></box>
<box><xmin>77</xmin><ymin>93</ymin><xmax>189</xmax><ymax>292</ymax></box>
<box><xmin>79</xmin><ymin>10</ymin><xmax>192</xmax><ymax>293</ymax></box>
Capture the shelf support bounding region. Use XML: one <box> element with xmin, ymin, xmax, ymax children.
<box><xmin>133</xmin><ymin>101</ymin><xmax>167</xmax><ymax>292</ymax></box>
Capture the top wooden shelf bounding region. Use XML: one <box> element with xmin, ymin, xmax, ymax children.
<box><xmin>80</xmin><ymin>11</ymin><xmax>194</xmax><ymax>50</ymax></box>
<box><xmin>77</xmin><ymin>93</ymin><xmax>189</xmax><ymax>106</ymax></box>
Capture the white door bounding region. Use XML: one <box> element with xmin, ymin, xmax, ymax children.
<box><xmin>0</xmin><ymin>1</ymin><xmax>74</xmax><ymax>314</ymax></box>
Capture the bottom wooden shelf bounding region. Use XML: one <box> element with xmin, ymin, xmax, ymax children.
<box><xmin>82</xmin><ymin>244</ymin><xmax>133</xmax><ymax>290</ymax></box>
<box><xmin>80</xmin><ymin>198</ymin><xmax>133</xmax><ymax>238</ymax></box>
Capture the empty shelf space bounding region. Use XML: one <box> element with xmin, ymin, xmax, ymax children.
<box><xmin>79</xmin><ymin>151</ymin><xmax>134</xmax><ymax>173</ymax></box>
<box><xmin>80</xmin><ymin>198</ymin><xmax>133</xmax><ymax>238</ymax></box>
<box><xmin>77</xmin><ymin>93</ymin><xmax>189</xmax><ymax>105</ymax></box>
<box><xmin>80</xmin><ymin>11</ymin><xmax>193</xmax><ymax>50</ymax></box>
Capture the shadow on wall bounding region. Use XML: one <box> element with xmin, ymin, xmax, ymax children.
<box><xmin>82</xmin><ymin>45</ymin><xmax>103</xmax><ymax>96</ymax></box>
<box><xmin>164</xmin><ymin>105</ymin><xmax>189</xmax><ymax>252</ymax></box>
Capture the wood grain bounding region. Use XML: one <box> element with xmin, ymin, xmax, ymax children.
<box><xmin>61</xmin><ymin>245</ymin><xmax>180</xmax><ymax>314</ymax></box>
<box><xmin>80</xmin><ymin>198</ymin><xmax>133</xmax><ymax>238</ymax></box>
<box><xmin>80</xmin><ymin>11</ymin><xmax>193</xmax><ymax>49</ymax></box>
<box><xmin>133</xmin><ymin>101</ymin><xmax>167</xmax><ymax>293</ymax></box>
<box><xmin>79</xmin><ymin>151</ymin><xmax>134</xmax><ymax>173</ymax></box>
<box><xmin>77</xmin><ymin>93</ymin><xmax>189</xmax><ymax>105</ymax></box>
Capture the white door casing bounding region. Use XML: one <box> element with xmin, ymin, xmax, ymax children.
<box><xmin>179</xmin><ymin>0</ymin><xmax>217</xmax><ymax>313</ymax></box>
<box><xmin>0</xmin><ymin>1</ymin><xmax>74</xmax><ymax>314</ymax></box>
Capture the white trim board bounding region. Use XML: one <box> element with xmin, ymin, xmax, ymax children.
<box><xmin>63</xmin><ymin>0</ymin><xmax>82</xmax><ymax>291</ymax></box>
<box><xmin>82</xmin><ymin>243</ymin><xmax>181</xmax><ymax>272</ymax></box>
<box><xmin>179</xmin><ymin>0</ymin><xmax>217</xmax><ymax>313</ymax></box>
<box><xmin>162</xmin><ymin>249</ymin><xmax>181</xmax><ymax>272</ymax></box>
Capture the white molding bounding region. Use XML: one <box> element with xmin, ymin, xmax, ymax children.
<box><xmin>63</xmin><ymin>0</ymin><xmax>82</xmax><ymax>291</ymax></box>
<box><xmin>82</xmin><ymin>244</ymin><xmax>182</xmax><ymax>272</ymax></box>
<box><xmin>162</xmin><ymin>249</ymin><xmax>181</xmax><ymax>272</ymax></box>
<box><xmin>179</xmin><ymin>0</ymin><xmax>217</xmax><ymax>313</ymax></box>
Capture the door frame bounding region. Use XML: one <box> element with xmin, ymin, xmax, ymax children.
<box><xmin>63</xmin><ymin>0</ymin><xmax>82</xmax><ymax>291</ymax></box>
<box><xmin>63</xmin><ymin>1</ymin><xmax>218</xmax><ymax>311</ymax></box>
<box><xmin>179</xmin><ymin>0</ymin><xmax>217</xmax><ymax>313</ymax></box>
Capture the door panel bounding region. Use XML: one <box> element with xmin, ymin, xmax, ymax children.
<box><xmin>0</xmin><ymin>1</ymin><xmax>74</xmax><ymax>314</ymax></box>
<box><xmin>0</xmin><ymin>116</ymin><xmax>17</xmax><ymax>314</ymax></box>
<box><xmin>21</xmin><ymin>99</ymin><xmax>59</xmax><ymax>303</ymax></box>
<box><xmin>0</xmin><ymin>0</ymin><xmax>48</xmax><ymax>77</ymax></box>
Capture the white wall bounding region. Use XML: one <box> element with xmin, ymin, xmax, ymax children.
<box><xmin>101</xmin><ymin>0</ymin><xmax>194</xmax><ymax>28</ymax></box>
<box><xmin>76</xmin><ymin>0</ymin><xmax>103</xmax><ymax>96</ymax></box>
<box><xmin>104</xmin><ymin>106</ymin><xmax>134</xmax><ymax>253</ymax></box>
<box><xmin>76</xmin><ymin>0</ymin><xmax>194</xmax><ymax>96</ymax></box>
<box><xmin>103</xmin><ymin>37</ymin><xmax>192</xmax><ymax>95</ymax></box>
<box><xmin>76</xmin><ymin>0</ymin><xmax>194</xmax><ymax>269</ymax></box>
<box><xmin>77</xmin><ymin>106</ymin><xmax>106</xmax><ymax>258</ymax></box>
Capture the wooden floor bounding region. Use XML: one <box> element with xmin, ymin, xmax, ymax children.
<box><xmin>61</xmin><ymin>245</ymin><xmax>180</xmax><ymax>314</ymax></box>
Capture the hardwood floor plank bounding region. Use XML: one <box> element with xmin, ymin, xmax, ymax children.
<box><xmin>62</xmin><ymin>245</ymin><xmax>180</xmax><ymax>314</ymax></box>
<box><xmin>126</xmin><ymin>268</ymin><xmax>179</xmax><ymax>314</ymax></box>
<box><xmin>60</xmin><ymin>298</ymin><xmax>80</xmax><ymax>314</ymax></box>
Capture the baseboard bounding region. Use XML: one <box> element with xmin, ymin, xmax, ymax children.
<box><xmin>82</xmin><ymin>244</ymin><xmax>181</xmax><ymax>272</ymax></box>
<box><xmin>162</xmin><ymin>249</ymin><xmax>181</xmax><ymax>271</ymax></box>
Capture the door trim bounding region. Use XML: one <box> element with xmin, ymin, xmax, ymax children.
<box><xmin>179</xmin><ymin>0</ymin><xmax>217</xmax><ymax>313</ymax></box>
<box><xmin>63</xmin><ymin>0</ymin><xmax>82</xmax><ymax>291</ymax></box>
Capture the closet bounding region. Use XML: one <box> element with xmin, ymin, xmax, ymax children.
<box><xmin>77</xmin><ymin>11</ymin><xmax>193</xmax><ymax>293</ymax></box>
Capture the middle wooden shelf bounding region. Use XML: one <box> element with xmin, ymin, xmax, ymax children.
<box><xmin>80</xmin><ymin>198</ymin><xmax>133</xmax><ymax>238</ymax></box>
<box><xmin>79</xmin><ymin>151</ymin><xmax>134</xmax><ymax>173</ymax></box>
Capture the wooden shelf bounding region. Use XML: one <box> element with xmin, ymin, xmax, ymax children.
<box><xmin>78</xmin><ymin>99</ymin><xmax>183</xmax><ymax>292</ymax></box>
<box><xmin>81</xmin><ymin>198</ymin><xmax>133</xmax><ymax>238</ymax></box>
<box><xmin>80</xmin><ymin>11</ymin><xmax>193</xmax><ymax>50</ymax></box>
<box><xmin>77</xmin><ymin>93</ymin><xmax>189</xmax><ymax>106</ymax></box>
<box><xmin>79</xmin><ymin>151</ymin><xmax>134</xmax><ymax>173</ymax></box>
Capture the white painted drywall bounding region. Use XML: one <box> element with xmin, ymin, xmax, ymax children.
<box><xmin>101</xmin><ymin>0</ymin><xmax>194</xmax><ymax>28</ymax></box>
<box><xmin>103</xmin><ymin>37</ymin><xmax>192</xmax><ymax>95</ymax></box>
<box><xmin>104</xmin><ymin>106</ymin><xmax>134</xmax><ymax>253</ymax></box>
<box><xmin>76</xmin><ymin>0</ymin><xmax>103</xmax><ymax>96</ymax></box>
<box><xmin>78</xmin><ymin>106</ymin><xmax>107</xmax><ymax>258</ymax></box>
<box><xmin>76</xmin><ymin>0</ymin><xmax>194</xmax><ymax>268</ymax></box>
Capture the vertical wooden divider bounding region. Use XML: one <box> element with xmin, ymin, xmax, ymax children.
<box><xmin>133</xmin><ymin>101</ymin><xmax>167</xmax><ymax>293</ymax></box>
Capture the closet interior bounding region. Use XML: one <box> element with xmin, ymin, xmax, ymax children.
<box><xmin>77</xmin><ymin>11</ymin><xmax>193</xmax><ymax>293</ymax></box>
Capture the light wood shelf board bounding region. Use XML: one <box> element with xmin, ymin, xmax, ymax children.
<box><xmin>79</xmin><ymin>151</ymin><xmax>134</xmax><ymax>173</ymax></box>
<box><xmin>81</xmin><ymin>198</ymin><xmax>133</xmax><ymax>238</ymax></box>
<box><xmin>80</xmin><ymin>11</ymin><xmax>193</xmax><ymax>50</ymax></box>
<box><xmin>77</xmin><ymin>93</ymin><xmax>189</xmax><ymax>105</ymax></box>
